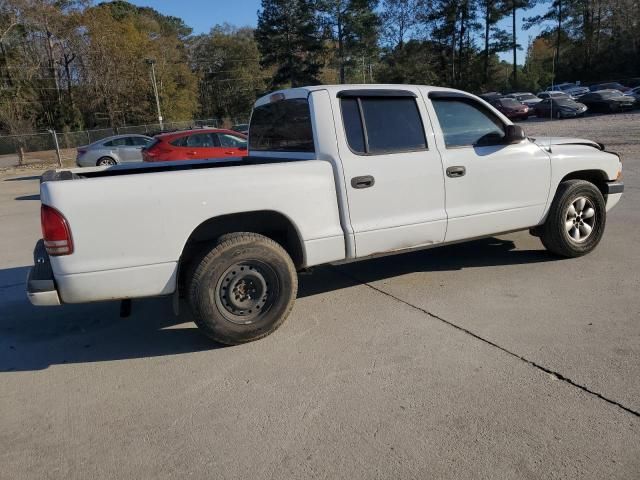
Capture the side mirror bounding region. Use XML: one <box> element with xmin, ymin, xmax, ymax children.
<box><xmin>504</xmin><ymin>124</ymin><xmax>526</xmax><ymax>144</ymax></box>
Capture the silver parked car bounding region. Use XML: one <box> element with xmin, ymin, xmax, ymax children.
<box><xmin>505</xmin><ymin>92</ymin><xmax>542</xmax><ymax>107</ymax></box>
<box><xmin>76</xmin><ymin>134</ymin><xmax>154</xmax><ymax>167</ymax></box>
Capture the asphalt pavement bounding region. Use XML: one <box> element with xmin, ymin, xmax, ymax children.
<box><xmin>1</xmin><ymin>113</ymin><xmax>639</xmax><ymax>479</ymax></box>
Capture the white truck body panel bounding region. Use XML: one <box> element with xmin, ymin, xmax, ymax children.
<box><xmin>326</xmin><ymin>85</ymin><xmax>448</xmax><ymax>257</ymax></box>
<box><xmin>29</xmin><ymin>84</ymin><xmax>623</xmax><ymax>306</ymax></box>
<box><xmin>42</xmin><ymin>160</ymin><xmax>345</xmax><ymax>302</ymax></box>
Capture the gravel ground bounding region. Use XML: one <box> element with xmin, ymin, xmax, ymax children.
<box><xmin>520</xmin><ymin>111</ymin><xmax>640</xmax><ymax>163</ymax></box>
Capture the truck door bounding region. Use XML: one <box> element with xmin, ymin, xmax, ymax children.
<box><xmin>334</xmin><ymin>89</ymin><xmax>447</xmax><ymax>258</ymax></box>
<box><xmin>425</xmin><ymin>91</ymin><xmax>551</xmax><ymax>242</ymax></box>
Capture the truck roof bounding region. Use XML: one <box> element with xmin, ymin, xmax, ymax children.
<box><xmin>255</xmin><ymin>84</ymin><xmax>466</xmax><ymax>107</ymax></box>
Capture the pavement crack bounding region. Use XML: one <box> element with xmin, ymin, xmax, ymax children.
<box><xmin>336</xmin><ymin>268</ymin><xmax>640</xmax><ymax>419</ymax></box>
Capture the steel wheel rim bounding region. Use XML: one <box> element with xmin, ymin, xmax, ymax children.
<box><xmin>214</xmin><ymin>260</ymin><xmax>278</xmax><ymax>325</ymax></box>
<box><xmin>565</xmin><ymin>196</ymin><xmax>596</xmax><ymax>243</ymax></box>
<box><xmin>99</xmin><ymin>158</ymin><xmax>115</xmax><ymax>166</ymax></box>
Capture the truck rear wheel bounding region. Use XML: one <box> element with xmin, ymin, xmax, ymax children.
<box><xmin>539</xmin><ymin>180</ymin><xmax>606</xmax><ymax>258</ymax></box>
<box><xmin>187</xmin><ymin>233</ymin><xmax>298</xmax><ymax>345</ymax></box>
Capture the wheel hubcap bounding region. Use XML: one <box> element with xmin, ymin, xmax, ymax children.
<box><xmin>565</xmin><ymin>196</ymin><xmax>596</xmax><ymax>243</ymax></box>
<box><xmin>215</xmin><ymin>261</ymin><xmax>277</xmax><ymax>324</ymax></box>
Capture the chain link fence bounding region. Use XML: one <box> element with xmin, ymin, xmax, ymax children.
<box><xmin>0</xmin><ymin>118</ymin><xmax>247</xmax><ymax>169</ymax></box>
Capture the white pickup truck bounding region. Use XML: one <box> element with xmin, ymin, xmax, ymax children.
<box><xmin>27</xmin><ymin>85</ymin><xmax>624</xmax><ymax>344</ymax></box>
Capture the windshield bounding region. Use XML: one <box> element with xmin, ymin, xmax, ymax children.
<box><xmin>598</xmin><ymin>91</ymin><xmax>618</xmax><ymax>99</ymax></box>
<box><xmin>557</xmin><ymin>84</ymin><xmax>576</xmax><ymax>91</ymax></box>
<box><xmin>517</xmin><ymin>94</ymin><xmax>537</xmax><ymax>100</ymax></box>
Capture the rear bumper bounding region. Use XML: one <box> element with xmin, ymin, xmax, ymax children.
<box><xmin>26</xmin><ymin>240</ymin><xmax>61</xmax><ymax>306</ymax></box>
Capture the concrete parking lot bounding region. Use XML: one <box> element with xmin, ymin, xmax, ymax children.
<box><xmin>1</xmin><ymin>113</ymin><xmax>639</xmax><ymax>479</ymax></box>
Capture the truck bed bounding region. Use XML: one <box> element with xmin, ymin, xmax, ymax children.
<box><xmin>38</xmin><ymin>157</ymin><xmax>346</xmax><ymax>303</ymax></box>
<box><xmin>42</xmin><ymin>156</ymin><xmax>309</xmax><ymax>182</ymax></box>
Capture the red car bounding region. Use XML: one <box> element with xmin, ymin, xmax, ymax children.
<box><xmin>488</xmin><ymin>97</ymin><xmax>530</xmax><ymax>120</ymax></box>
<box><xmin>142</xmin><ymin>128</ymin><xmax>247</xmax><ymax>162</ymax></box>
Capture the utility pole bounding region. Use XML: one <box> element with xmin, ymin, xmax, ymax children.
<box><xmin>145</xmin><ymin>59</ymin><xmax>163</xmax><ymax>131</ymax></box>
<box><xmin>362</xmin><ymin>57</ymin><xmax>366</xmax><ymax>83</ymax></box>
<box><xmin>49</xmin><ymin>129</ymin><xmax>63</xmax><ymax>168</ymax></box>
<box><xmin>512</xmin><ymin>1</ymin><xmax>517</xmax><ymax>89</ymax></box>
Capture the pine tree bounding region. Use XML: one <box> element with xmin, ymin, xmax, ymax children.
<box><xmin>255</xmin><ymin>0</ymin><xmax>324</xmax><ymax>88</ymax></box>
<box><xmin>478</xmin><ymin>0</ymin><xmax>509</xmax><ymax>85</ymax></box>
<box><xmin>318</xmin><ymin>0</ymin><xmax>379</xmax><ymax>84</ymax></box>
<box><xmin>380</xmin><ymin>0</ymin><xmax>419</xmax><ymax>50</ymax></box>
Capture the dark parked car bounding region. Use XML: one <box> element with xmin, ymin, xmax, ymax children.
<box><xmin>627</xmin><ymin>87</ymin><xmax>640</xmax><ymax>107</ymax></box>
<box><xmin>579</xmin><ymin>90</ymin><xmax>636</xmax><ymax>113</ymax></box>
<box><xmin>533</xmin><ymin>98</ymin><xmax>587</xmax><ymax>119</ymax></box>
<box><xmin>505</xmin><ymin>92</ymin><xmax>542</xmax><ymax>107</ymax></box>
<box><xmin>488</xmin><ymin>97</ymin><xmax>530</xmax><ymax>120</ymax></box>
<box><xmin>537</xmin><ymin>91</ymin><xmax>572</xmax><ymax>101</ymax></box>
<box><xmin>479</xmin><ymin>92</ymin><xmax>503</xmax><ymax>102</ymax></box>
<box><xmin>589</xmin><ymin>82</ymin><xmax>631</xmax><ymax>93</ymax></box>
<box><xmin>231</xmin><ymin>123</ymin><xmax>249</xmax><ymax>135</ymax></box>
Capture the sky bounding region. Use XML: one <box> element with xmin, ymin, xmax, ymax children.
<box><xmin>128</xmin><ymin>0</ymin><xmax>549</xmax><ymax>65</ymax></box>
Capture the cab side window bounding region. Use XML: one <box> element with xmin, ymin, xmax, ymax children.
<box><xmin>431</xmin><ymin>98</ymin><xmax>506</xmax><ymax>148</ymax></box>
<box><xmin>340</xmin><ymin>96</ymin><xmax>427</xmax><ymax>155</ymax></box>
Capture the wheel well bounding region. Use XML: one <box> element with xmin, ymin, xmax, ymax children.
<box><xmin>180</xmin><ymin>211</ymin><xmax>305</xmax><ymax>278</ymax></box>
<box><xmin>96</xmin><ymin>156</ymin><xmax>116</xmax><ymax>165</ymax></box>
<box><xmin>560</xmin><ymin>170</ymin><xmax>608</xmax><ymax>197</ymax></box>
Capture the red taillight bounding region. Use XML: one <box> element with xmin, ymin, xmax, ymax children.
<box><xmin>143</xmin><ymin>145</ymin><xmax>164</xmax><ymax>162</ymax></box>
<box><xmin>41</xmin><ymin>205</ymin><xmax>74</xmax><ymax>256</ymax></box>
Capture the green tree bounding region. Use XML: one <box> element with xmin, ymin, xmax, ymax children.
<box><xmin>255</xmin><ymin>0</ymin><xmax>324</xmax><ymax>88</ymax></box>
<box><xmin>376</xmin><ymin>39</ymin><xmax>441</xmax><ymax>85</ymax></box>
<box><xmin>318</xmin><ymin>0</ymin><xmax>379</xmax><ymax>84</ymax></box>
<box><xmin>506</xmin><ymin>0</ymin><xmax>536</xmax><ymax>88</ymax></box>
<box><xmin>191</xmin><ymin>24</ymin><xmax>266</xmax><ymax>121</ymax></box>
<box><xmin>380</xmin><ymin>0</ymin><xmax>420</xmax><ymax>49</ymax></box>
<box><xmin>422</xmin><ymin>0</ymin><xmax>480</xmax><ymax>87</ymax></box>
<box><xmin>478</xmin><ymin>0</ymin><xmax>510</xmax><ymax>85</ymax></box>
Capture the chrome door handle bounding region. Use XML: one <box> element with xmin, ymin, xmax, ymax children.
<box><xmin>446</xmin><ymin>166</ymin><xmax>466</xmax><ymax>178</ymax></box>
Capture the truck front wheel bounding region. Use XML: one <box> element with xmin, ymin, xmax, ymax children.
<box><xmin>539</xmin><ymin>180</ymin><xmax>606</xmax><ymax>258</ymax></box>
<box><xmin>187</xmin><ymin>233</ymin><xmax>298</xmax><ymax>345</ymax></box>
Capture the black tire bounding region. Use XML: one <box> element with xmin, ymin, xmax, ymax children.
<box><xmin>97</xmin><ymin>156</ymin><xmax>116</xmax><ymax>166</ymax></box>
<box><xmin>187</xmin><ymin>232</ymin><xmax>297</xmax><ymax>345</ymax></box>
<box><xmin>539</xmin><ymin>180</ymin><xmax>606</xmax><ymax>258</ymax></box>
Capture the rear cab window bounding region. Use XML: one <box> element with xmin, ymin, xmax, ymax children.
<box><xmin>249</xmin><ymin>98</ymin><xmax>315</xmax><ymax>152</ymax></box>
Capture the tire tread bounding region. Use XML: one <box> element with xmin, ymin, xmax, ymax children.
<box><xmin>187</xmin><ymin>232</ymin><xmax>297</xmax><ymax>345</ymax></box>
<box><xmin>540</xmin><ymin>180</ymin><xmax>606</xmax><ymax>258</ymax></box>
